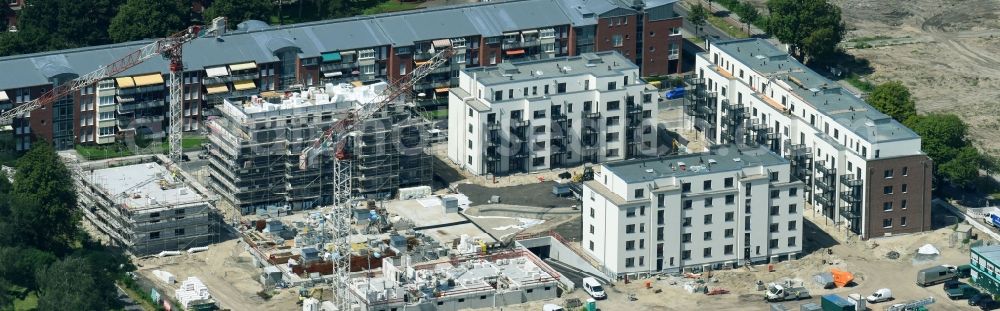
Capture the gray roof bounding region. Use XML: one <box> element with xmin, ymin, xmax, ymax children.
<box><xmin>604</xmin><ymin>145</ymin><xmax>788</xmax><ymax>183</ymax></box>
<box><xmin>90</xmin><ymin>162</ymin><xmax>205</xmax><ymax>210</ymax></box>
<box><xmin>710</xmin><ymin>38</ymin><xmax>918</xmax><ymax>143</ymax></box>
<box><xmin>464</xmin><ymin>50</ymin><xmax>638</xmax><ymax>86</ymax></box>
<box><xmin>0</xmin><ymin>0</ymin><xmax>679</xmax><ymax>91</ymax></box>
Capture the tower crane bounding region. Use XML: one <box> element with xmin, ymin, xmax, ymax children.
<box><xmin>0</xmin><ymin>17</ymin><xmax>227</xmax><ymax>162</ymax></box>
<box><xmin>298</xmin><ymin>46</ymin><xmax>454</xmax><ymax>310</ymax></box>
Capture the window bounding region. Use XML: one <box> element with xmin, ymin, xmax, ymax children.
<box><xmin>590</xmin><ymin>208</ymin><xmax>595</xmax><ymax>218</ymax></box>
<box><xmin>770</xmin><ymin>223</ymin><xmax>779</xmax><ymax>233</ymax></box>
<box><xmin>724</xmin><ymin>177</ymin><xmax>734</xmax><ymax>188</ymax></box>
<box><xmin>634</xmin><ymin>189</ymin><xmax>644</xmax><ymax>198</ymax></box>
<box><xmin>902</xmin><ymin>184</ymin><xmax>908</xmax><ymax>193</ymax></box>
<box><xmin>770</xmin><ymin>190</ymin><xmax>780</xmax><ymax>199</ymax></box>
<box><xmin>606</xmin><ymin>148</ymin><xmax>619</xmax><ymax>157</ymax></box>
<box><xmin>606</xmin><ymin>100</ymin><xmax>620</xmax><ymax>110</ymax></box>
<box><xmin>557</xmin><ymin>82</ymin><xmax>566</xmax><ymax>93</ymax></box>
<box><xmin>532</xmin><ymin>157</ymin><xmax>545</xmax><ymax>166</ymax></box>
<box><xmin>509</xmin><ymin>89</ymin><xmax>514</xmax><ymax>99</ymax></box>
<box><xmin>682</xmin><ymin>233</ymin><xmax>691</xmax><ymax>243</ymax></box>
<box><xmin>683</xmin><ymin>200</ymin><xmax>692</xmax><ymax>210</ymax></box>
<box><xmin>149</xmin><ymin>232</ymin><xmax>160</xmax><ymax>239</ymax></box>
<box><xmin>770</xmin><ymin>172</ymin><xmax>779</xmax><ymax>181</ymax></box>
<box><xmin>607</xmin><ymin>82</ymin><xmax>617</xmax><ymax>90</ymax></box>
<box><xmin>902</xmin><ymin>166</ymin><xmax>908</xmax><ymax>176</ymax></box>
<box><xmin>657</xmin><ymin>210</ymin><xmax>664</xmax><ymax>225</ymax></box>
<box><xmin>703</xmin><ymin>214</ymin><xmax>712</xmax><ymax>224</ymax></box>
<box><xmin>788</xmin><ymin>237</ymin><xmax>797</xmax><ymax>247</ymax></box>
<box><xmin>454</xmin><ymin>53</ymin><xmax>466</xmax><ymax>64</ymax></box>
<box><xmin>544</xmin><ymin>85</ymin><xmax>550</xmax><ymax>94</ymax></box>
<box><xmin>99</xmin><ymin>95</ymin><xmax>115</xmax><ymax>106</ymax></box>
<box><xmin>682</xmin><ymin>250</ymin><xmax>691</xmax><ymax>260</ymax></box>
<box><xmin>682</xmin><ymin>217</ymin><xmax>691</xmax><ymax>227</ymax></box>
<box><xmin>657</xmin><ymin>194</ymin><xmax>665</xmax><ymax>208</ymax></box>
<box><xmin>626</xmin><ymin>208</ymin><xmax>636</xmax><ymax>217</ymax></box>
<box><xmin>724</xmin><ymin>229</ymin><xmax>734</xmax><ymax>238</ymax></box>
<box><xmin>399</xmin><ymin>64</ymin><xmax>407</xmax><ymax>75</ymax></box>
<box><xmin>788</xmin><ymin>204</ymin><xmax>797</xmax><ymax>214</ymax></box>
<box><xmin>724</xmin><ymin>245</ymin><xmax>734</xmax><ymax>255</ymax></box>
<box><xmin>770</xmin><ymin>206</ymin><xmax>779</xmax><ymax>216</ymax></box>
<box><xmin>494</xmin><ymin>90</ymin><xmax>502</xmax><ymax>101</ymax></box>
<box><xmin>625</xmin><ymin>240</ymin><xmax>635</xmax><ymax>250</ymax></box>
<box><xmin>99</xmin><ymin>112</ymin><xmax>115</xmax><ymax>121</ymax></box>
<box><xmin>884</xmin><ymin>186</ymin><xmax>893</xmax><ymax>194</ymax></box>
<box><xmin>704</xmin><ymin>197</ymin><xmax>713</xmax><ymax>207</ymax></box>
<box><xmin>606</xmin><ymin>116</ymin><xmax>620</xmax><ymax>126</ymax></box>
<box><xmin>901</xmin><ymin>200</ymin><xmax>908</xmax><ymax>209</ymax></box>
<box><xmin>883</xmin><ymin>202</ymin><xmax>893</xmax><ymax>211</ymax></box>
<box><xmin>745</xmin><ymin>183</ymin><xmax>752</xmax><ymax>195</ymax></box>
<box><xmin>589</xmin><ymin>241</ymin><xmax>595</xmax><ymax>250</ymax></box>
<box><xmin>361</xmin><ymin>64</ymin><xmax>375</xmax><ymax>74</ymax></box>
<box><xmin>769</xmin><ymin>239</ymin><xmax>779</xmax><ymax>249</ymax></box>
<box><xmin>625</xmin><ymin>257</ymin><xmax>635</xmax><ymax>267</ymax></box>
<box><xmin>901</xmin><ymin>217</ymin><xmax>908</xmax><ymax>226</ymax></box>
<box><xmin>533</xmin><ymin>110</ymin><xmax>546</xmax><ymax>119</ymax></box>
<box><xmin>725</xmin><ymin>212</ymin><xmax>734</xmax><ymax>222</ymax></box>
<box><xmin>703</xmin><ymin>180</ymin><xmax>712</xmax><ymax>190</ymax></box>
<box><xmin>883</xmin><ymin>218</ymin><xmax>892</xmax><ymax>228</ymax></box>
<box><xmin>589</xmin><ymin>225</ymin><xmax>595</xmax><ymax>234</ymax></box>
<box><xmin>789</xmin><ymin>188</ymin><xmax>798</xmax><ymax>197</ymax></box>
<box><xmin>467</xmin><ymin>140</ymin><xmax>472</xmax><ymax>149</ymax></box>
<box><xmin>533</xmin><ymin>141</ymin><xmax>545</xmax><ymax>151</ymax></box>
<box><xmin>612</xmin><ymin>35</ymin><xmax>623</xmax><ymax>47</ymax></box>
<box><xmin>703</xmin><ymin>231</ymin><xmax>712</xmax><ymax>241</ymax></box>
<box><xmin>703</xmin><ymin>247</ymin><xmax>712</xmax><ymax>258</ymax></box>
<box><xmin>788</xmin><ymin>221</ymin><xmax>797</xmax><ymax>231</ymax></box>
<box><xmin>175</xmin><ymin>228</ymin><xmax>185</xmax><ymax>236</ymax></box>
<box><xmin>682</xmin><ymin>183</ymin><xmax>691</xmax><ymax>193</ymax></box>
<box><xmin>884</xmin><ymin>169</ymin><xmax>893</xmax><ymax>178</ymax></box>
<box><xmin>626</xmin><ymin>224</ymin><xmax>635</xmax><ymax>233</ymax></box>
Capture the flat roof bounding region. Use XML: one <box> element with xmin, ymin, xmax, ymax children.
<box><xmin>709</xmin><ymin>38</ymin><xmax>919</xmax><ymax>143</ymax></box>
<box><xmin>464</xmin><ymin>51</ymin><xmax>638</xmax><ymax>86</ymax></box>
<box><xmin>603</xmin><ymin>144</ymin><xmax>788</xmax><ymax>183</ymax></box>
<box><xmin>89</xmin><ymin>162</ymin><xmax>205</xmax><ymax>210</ymax></box>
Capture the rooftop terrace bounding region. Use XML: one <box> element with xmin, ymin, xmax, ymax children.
<box><xmin>603</xmin><ymin>145</ymin><xmax>788</xmax><ymax>183</ymax></box>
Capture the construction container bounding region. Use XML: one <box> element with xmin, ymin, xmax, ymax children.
<box><xmin>820</xmin><ymin>294</ymin><xmax>853</xmax><ymax>311</ymax></box>
<box><xmin>442</xmin><ymin>196</ymin><xmax>459</xmax><ymax>213</ymax></box>
<box><xmin>770</xmin><ymin>303</ymin><xmax>790</xmax><ymax>311</ymax></box>
<box><xmin>585</xmin><ymin>298</ymin><xmax>596</xmax><ymax>311</ymax></box>
<box><xmin>799</xmin><ymin>302</ymin><xmax>821</xmax><ymax>311</ymax></box>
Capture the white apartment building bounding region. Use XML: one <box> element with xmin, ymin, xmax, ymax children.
<box><xmin>688</xmin><ymin>39</ymin><xmax>932</xmax><ymax>239</ymax></box>
<box><xmin>583</xmin><ymin>145</ymin><xmax>803</xmax><ymax>278</ymax></box>
<box><xmin>447</xmin><ymin>51</ymin><xmax>660</xmax><ymax>176</ymax></box>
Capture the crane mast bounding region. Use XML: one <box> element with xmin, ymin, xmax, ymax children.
<box><xmin>299</xmin><ymin>46</ymin><xmax>454</xmax><ymax>310</ymax></box>
<box><xmin>0</xmin><ymin>20</ymin><xmax>223</xmax><ymax>162</ymax></box>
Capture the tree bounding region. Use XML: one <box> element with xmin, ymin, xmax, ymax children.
<box><xmin>735</xmin><ymin>3</ymin><xmax>760</xmax><ymax>36</ymax></box>
<box><xmin>939</xmin><ymin>146</ymin><xmax>983</xmax><ymax>188</ymax></box>
<box><xmin>204</xmin><ymin>0</ymin><xmax>272</xmax><ymax>29</ymax></box>
<box><xmin>0</xmin><ymin>247</ymin><xmax>58</xmax><ymax>290</ymax></box>
<box><xmin>689</xmin><ymin>4</ymin><xmax>709</xmax><ymax>37</ymax></box>
<box><xmin>36</xmin><ymin>257</ymin><xmax>119</xmax><ymax>311</ymax></box>
<box><xmin>7</xmin><ymin>143</ymin><xmax>80</xmax><ymax>252</ymax></box>
<box><xmin>9</xmin><ymin>0</ymin><xmax>124</xmax><ymax>53</ymax></box>
<box><xmin>109</xmin><ymin>0</ymin><xmax>188</xmax><ymax>43</ymax></box>
<box><xmin>0</xmin><ymin>2</ymin><xmax>12</xmax><ymax>31</ymax></box>
<box><xmin>765</xmin><ymin>0</ymin><xmax>845</xmax><ymax>62</ymax></box>
<box><xmin>868</xmin><ymin>81</ymin><xmax>917</xmax><ymax>122</ymax></box>
<box><xmin>904</xmin><ymin>114</ymin><xmax>968</xmax><ymax>164</ymax></box>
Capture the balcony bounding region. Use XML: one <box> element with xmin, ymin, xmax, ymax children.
<box><xmin>510</xmin><ymin>119</ymin><xmax>530</xmax><ymax>128</ymax></box>
<box><xmin>486</xmin><ymin>122</ymin><xmax>501</xmax><ymax>130</ymax></box>
<box><xmin>626</xmin><ymin>105</ymin><xmax>642</xmax><ymax>114</ymax></box>
<box><xmin>551</xmin><ymin>113</ymin><xmax>568</xmax><ymax>122</ymax></box>
<box><xmin>840</xmin><ymin>191</ymin><xmax>862</xmax><ymax>203</ymax></box>
<box><xmin>321</xmin><ymin>62</ymin><xmax>357</xmax><ymax>72</ymax></box>
<box><xmin>202</xmin><ymin>72</ymin><xmax>258</xmax><ymax>86</ymax></box>
<box><xmin>583</xmin><ymin>111</ymin><xmax>601</xmax><ymax>119</ymax></box>
<box><xmin>117</xmin><ymin>99</ymin><xmax>165</xmax><ymax>113</ymax></box>
<box><xmin>840</xmin><ymin>174</ymin><xmax>863</xmax><ymax>187</ymax></box>
<box><xmin>502</xmin><ymin>39</ymin><xmax>540</xmax><ymax>50</ymax></box>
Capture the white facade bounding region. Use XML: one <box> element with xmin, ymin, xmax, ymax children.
<box><xmin>689</xmin><ymin>39</ymin><xmax>927</xmax><ymax>238</ymax></box>
<box><xmin>582</xmin><ymin>145</ymin><xmax>803</xmax><ymax>277</ymax></box>
<box><xmin>448</xmin><ymin>51</ymin><xmax>659</xmax><ymax>176</ymax></box>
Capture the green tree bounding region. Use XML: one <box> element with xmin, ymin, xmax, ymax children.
<box><xmin>0</xmin><ymin>2</ymin><xmax>12</xmax><ymax>30</ymax></box>
<box><xmin>735</xmin><ymin>3</ymin><xmax>760</xmax><ymax>36</ymax></box>
<box><xmin>7</xmin><ymin>143</ymin><xmax>80</xmax><ymax>252</ymax></box>
<box><xmin>689</xmin><ymin>4</ymin><xmax>709</xmax><ymax>37</ymax></box>
<box><xmin>765</xmin><ymin>0</ymin><xmax>845</xmax><ymax>62</ymax></box>
<box><xmin>36</xmin><ymin>257</ymin><xmax>120</xmax><ymax>311</ymax></box>
<box><xmin>0</xmin><ymin>247</ymin><xmax>58</xmax><ymax>290</ymax></box>
<box><xmin>109</xmin><ymin>0</ymin><xmax>189</xmax><ymax>43</ymax></box>
<box><xmin>904</xmin><ymin>114</ymin><xmax>968</xmax><ymax>164</ymax></box>
<box><xmin>939</xmin><ymin>146</ymin><xmax>983</xmax><ymax>188</ymax></box>
<box><xmin>868</xmin><ymin>81</ymin><xmax>917</xmax><ymax>122</ymax></box>
<box><xmin>204</xmin><ymin>0</ymin><xmax>272</xmax><ymax>29</ymax></box>
<box><xmin>10</xmin><ymin>0</ymin><xmax>124</xmax><ymax>52</ymax></box>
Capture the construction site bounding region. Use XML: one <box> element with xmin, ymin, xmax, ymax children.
<box><xmin>70</xmin><ymin>154</ymin><xmax>220</xmax><ymax>256</ymax></box>
<box><xmin>205</xmin><ymin>81</ymin><xmax>433</xmax><ymax>216</ymax></box>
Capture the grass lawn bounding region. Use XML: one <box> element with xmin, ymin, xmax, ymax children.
<box><xmin>13</xmin><ymin>291</ymin><xmax>38</xmax><ymax>311</ymax></box>
<box><xmin>422</xmin><ymin>109</ymin><xmax>448</xmax><ymax>120</ymax></box>
<box><xmin>843</xmin><ymin>74</ymin><xmax>875</xmax><ymax>93</ymax></box>
<box><xmin>75</xmin><ymin>144</ymin><xmax>135</xmax><ymax>161</ymax></box>
<box><xmin>362</xmin><ymin>0</ymin><xmax>422</xmax><ymax>15</ymax></box>
<box><xmin>707</xmin><ymin>15</ymin><xmax>748</xmax><ymax>39</ymax></box>
<box><xmin>182</xmin><ymin>136</ymin><xmax>207</xmax><ymax>151</ymax></box>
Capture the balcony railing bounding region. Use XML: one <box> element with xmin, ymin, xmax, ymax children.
<box><xmin>584</xmin><ymin>111</ymin><xmax>601</xmax><ymax>119</ymax></box>
<box><xmin>321</xmin><ymin>62</ymin><xmax>357</xmax><ymax>72</ymax></box>
<box><xmin>510</xmin><ymin>119</ymin><xmax>530</xmax><ymax>128</ymax></box>
<box><xmin>502</xmin><ymin>39</ymin><xmax>540</xmax><ymax>50</ymax></box>
<box><xmin>203</xmin><ymin>72</ymin><xmax>258</xmax><ymax>85</ymax></box>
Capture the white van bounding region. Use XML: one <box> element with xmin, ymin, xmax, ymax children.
<box><xmin>542</xmin><ymin>304</ymin><xmax>565</xmax><ymax>311</ymax></box>
<box><xmin>866</xmin><ymin>288</ymin><xmax>893</xmax><ymax>303</ymax></box>
<box><xmin>582</xmin><ymin>277</ymin><xmax>607</xmax><ymax>300</ymax></box>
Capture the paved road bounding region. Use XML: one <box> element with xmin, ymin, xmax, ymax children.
<box><xmin>674</xmin><ymin>3</ymin><xmax>729</xmax><ymax>40</ymax></box>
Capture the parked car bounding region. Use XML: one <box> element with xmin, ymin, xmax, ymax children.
<box><xmin>980</xmin><ymin>298</ymin><xmax>1000</xmax><ymax>311</ymax></box>
<box><xmin>944</xmin><ymin>280</ymin><xmax>979</xmax><ymax>300</ymax></box>
<box><xmin>542</xmin><ymin>303</ymin><xmax>565</xmax><ymax>311</ymax></box>
<box><xmin>971</xmin><ymin>293</ymin><xmax>993</xmax><ymax>306</ymax></box>
<box><xmin>866</xmin><ymin>288</ymin><xmax>893</xmax><ymax>303</ymax></box>
<box><xmin>665</xmin><ymin>87</ymin><xmax>685</xmax><ymax>99</ymax></box>
<box><xmin>917</xmin><ymin>265</ymin><xmax>958</xmax><ymax>286</ymax></box>
<box><xmin>582</xmin><ymin>277</ymin><xmax>606</xmax><ymax>300</ymax></box>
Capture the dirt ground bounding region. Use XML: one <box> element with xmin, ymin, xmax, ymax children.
<box><xmin>481</xmin><ymin>212</ymin><xmax>983</xmax><ymax>311</ymax></box>
<box><xmin>746</xmin><ymin>0</ymin><xmax>1000</xmax><ymax>155</ymax></box>
<box><xmin>135</xmin><ymin>239</ymin><xmax>300</xmax><ymax>311</ymax></box>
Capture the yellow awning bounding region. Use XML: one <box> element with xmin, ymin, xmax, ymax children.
<box><xmin>414</xmin><ymin>60</ymin><xmax>431</xmax><ymax>66</ymax></box>
<box><xmin>435</xmin><ymin>87</ymin><xmax>449</xmax><ymax>93</ymax></box>
<box><xmin>205</xmin><ymin>84</ymin><xmax>229</xmax><ymax>95</ymax></box>
<box><xmin>350</xmin><ymin>81</ymin><xmax>363</xmax><ymax>87</ymax></box>
<box><xmin>115</xmin><ymin>77</ymin><xmax>135</xmax><ymax>88</ymax></box>
<box><xmin>233</xmin><ymin>80</ymin><xmax>256</xmax><ymax>91</ymax></box>
<box><xmin>229</xmin><ymin>62</ymin><xmax>257</xmax><ymax>71</ymax></box>
<box><xmin>132</xmin><ymin>73</ymin><xmax>164</xmax><ymax>87</ymax></box>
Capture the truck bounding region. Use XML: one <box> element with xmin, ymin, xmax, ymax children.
<box><xmin>766</xmin><ymin>283</ymin><xmax>811</xmax><ymax>302</ymax></box>
<box><xmin>944</xmin><ymin>280</ymin><xmax>980</xmax><ymax>300</ymax></box>
<box><xmin>990</xmin><ymin>213</ymin><xmax>1000</xmax><ymax>228</ymax></box>
<box><xmin>916</xmin><ymin>265</ymin><xmax>958</xmax><ymax>286</ymax></box>
<box><xmin>821</xmin><ymin>294</ymin><xmax>861</xmax><ymax>311</ymax></box>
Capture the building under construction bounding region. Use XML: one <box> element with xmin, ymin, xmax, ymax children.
<box><xmin>206</xmin><ymin>82</ymin><xmax>432</xmax><ymax>215</ymax></box>
<box><xmin>73</xmin><ymin>155</ymin><xmax>218</xmax><ymax>256</ymax></box>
